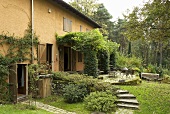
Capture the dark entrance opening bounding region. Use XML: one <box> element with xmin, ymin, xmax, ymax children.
<box><xmin>17</xmin><ymin>64</ymin><xmax>26</xmax><ymax>95</ymax></box>
<box><xmin>64</xmin><ymin>47</ymin><xmax>71</xmax><ymax>71</ymax></box>
<box><xmin>46</xmin><ymin>44</ymin><xmax>53</xmax><ymax>69</ymax></box>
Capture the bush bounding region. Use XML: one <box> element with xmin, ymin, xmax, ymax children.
<box><xmin>63</xmin><ymin>83</ymin><xmax>88</xmax><ymax>103</ymax></box>
<box><xmin>116</xmin><ymin>54</ymin><xmax>142</xmax><ymax>69</ymax></box>
<box><xmin>98</xmin><ymin>50</ymin><xmax>109</xmax><ymax>74</ymax></box>
<box><xmin>52</xmin><ymin>72</ymin><xmax>69</xmax><ymax>80</ymax></box>
<box><xmin>84</xmin><ymin>91</ymin><xmax>117</xmax><ymax>113</ymax></box>
<box><xmin>84</xmin><ymin>51</ymin><xmax>98</xmax><ymax>77</ymax></box>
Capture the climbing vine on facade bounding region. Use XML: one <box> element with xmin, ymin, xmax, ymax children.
<box><xmin>0</xmin><ymin>25</ymin><xmax>39</xmax><ymax>103</ymax></box>
<box><xmin>56</xmin><ymin>29</ymin><xmax>119</xmax><ymax>77</ymax></box>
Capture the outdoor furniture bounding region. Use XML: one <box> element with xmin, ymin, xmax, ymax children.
<box><xmin>141</xmin><ymin>73</ymin><xmax>159</xmax><ymax>81</ymax></box>
<box><xmin>109</xmin><ymin>71</ymin><xmax>116</xmax><ymax>78</ymax></box>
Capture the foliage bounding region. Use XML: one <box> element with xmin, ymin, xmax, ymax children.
<box><xmin>0</xmin><ymin>25</ymin><xmax>39</xmax><ymax>63</ymax></box>
<box><xmin>0</xmin><ymin>25</ymin><xmax>39</xmax><ymax>103</ymax></box>
<box><xmin>92</xmin><ymin>3</ymin><xmax>113</xmax><ymax>36</ymax></box>
<box><xmin>123</xmin><ymin>0</ymin><xmax>170</xmax><ymax>67</ymax></box>
<box><xmin>69</xmin><ymin>0</ymin><xmax>100</xmax><ymax>18</ymax></box>
<box><xmin>98</xmin><ymin>50</ymin><xmax>109</xmax><ymax>74</ymax></box>
<box><xmin>84</xmin><ymin>51</ymin><xmax>98</xmax><ymax>77</ymax></box>
<box><xmin>39</xmin><ymin>95</ymin><xmax>91</xmax><ymax>114</ymax></box>
<box><xmin>84</xmin><ymin>91</ymin><xmax>117</xmax><ymax>113</ymax></box>
<box><xmin>62</xmin><ymin>83</ymin><xmax>88</xmax><ymax>103</ymax></box>
<box><xmin>162</xmin><ymin>75</ymin><xmax>170</xmax><ymax>84</ymax></box>
<box><xmin>28</xmin><ymin>64</ymin><xmax>40</xmax><ymax>101</ymax></box>
<box><xmin>120</xmin><ymin>81</ymin><xmax>170</xmax><ymax>114</ymax></box>
<box><xmin>52</xmin><ymin>72</ymin><xmax>119</xmax><ymax>95</ymax></box>
<box><xmin>57</xmin><ymin>29</ymin><xmax>120</xmax><ymax>77</ymax></box>
<box><xmin>69</xmin><ymin>1</ymin><xmax>113</xmax><ymax>37</ymax></box>
<box><xmin>115</xmin><ymin>77</ymin><xmax>142</xmax><ymax>85</ymax></box>
<box><xmin>0</xmin><ymin>55</ymin><xmax>11</xmax><ymax>103</ymax></box>
<box><xmin>116</xmin><ymin>53</ymin><xmax>142</xmax><ymax>69</ymax></box>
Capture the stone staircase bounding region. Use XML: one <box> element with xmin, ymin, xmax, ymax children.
<box><xmin>116</xmin><ymin>90</ymin><xmax>139</xmax><ymax>110</ymax></box>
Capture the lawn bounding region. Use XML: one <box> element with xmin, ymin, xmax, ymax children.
<box><xmin>38</xmin><ymin>81</ymin><xmax>170</xmax><ymax>114</ymax></box>
<box><xmin>39</xmin><ymin>95</ymin><xmax>91</xmax><ymax>114</ymax></box>
<box><xmin>119</xmin><ymin>81</ymin><xmax>170</xmax><ymax>114</ymax></box>
<box><xmin>0</xmin><ymin>103</ymin><xmax>52</xmax><ymax>114</ymax></box>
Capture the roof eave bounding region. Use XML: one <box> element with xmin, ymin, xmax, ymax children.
<box><xmin>52</xmin><ymin>0</ymin><xmax>101</xmax><ymax>28</ymax></box>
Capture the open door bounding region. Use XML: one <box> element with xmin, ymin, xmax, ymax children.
<box><xmin>9</xmin><ymin>64</ymin><xmax>17</xmax><ymax>103</ymax></box>
<box><xmin>17</xmin><ymin>64</ymin><xmax>27</xmax><ymax>95</ymax></box>
<box><xmin>38</xmin><ymin>43</ymin><xmax>53</xmax><ymax>70</ymax></box>
<box><xmin>64</xmin><ymin>47</ymin><xmax>71</xmax><ymax>71</ymax></box>
<box><xmin>38</xmin><ymin>44</ymin><xmax>46</xmax><ymax>64</ymax></box>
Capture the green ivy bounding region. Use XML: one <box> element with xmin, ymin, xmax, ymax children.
<box><xmin>84</xmin><ymin>51</ymin><xmax>98</xmax><ymax>77</ymax></box>
<box><xmin>0</xmin><ymin>25</ymin><xmax>39</xmax><ymax>103</ymax></box>
<box><xmin>0</xmin><ymin>26</ymin><xmax>39</xmax><ymax>63</ymax></box>
<box><xmin>98</xmin><ymin>50</ymin><xmax>109</xmax><ymax>74</ymax></box>
<box><xmin>56</xmin><ymin>29</ymin><xmax>117</xmax><ymax>77</ymax></box>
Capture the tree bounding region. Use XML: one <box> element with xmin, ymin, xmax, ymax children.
<box><xmin>93</xmin><ymin>3</ymin><xmax>113</xmax><ymax>36</ymax></box>
<box><xmin>123</xmin><ymin>0</ymin><xmax>170</xmax><ymax>67</ymax></box>
<box><xmin>69</xmin><ymin>0</ymin><xmax>99</xmax><ymax>18</ymax></box>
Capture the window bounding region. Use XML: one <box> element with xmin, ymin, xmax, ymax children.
<box><xmin>78</xmin><ymin>52</ymin><xmax>82</xmax><ymax>62</ymax></box>
<box><xmin>80</xmin><ymin>25</ymin><xmax>82</xmax><ymax>32</ymax></box>
<box><xmin>63</xmin><ymin>17</ymin><xmax>72</xmax><ymax>32</ymax></box>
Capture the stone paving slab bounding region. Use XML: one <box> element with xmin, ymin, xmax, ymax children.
<box><xmin>117</xmin><ymin>103</ymin><xmax>139</xmax><ymax>109</ymax></box>
<box><xmin>117</xmin><ymin>94</ymin><xmax>136</xmax><ymax>98</ymax></box>
<box><xmin>116</xmin><ymin>99</ymin><xmax>139</xmax><ymax>104</ymax></box>
<box><xmin>115</xmin><ymin>108</ymin><xmax>134</xmax><ymax>114</ymax></box>
<box><xmin>116</xmin><ymin>90</ymin><xmax>129</xmax><ymax>94</ymax></box>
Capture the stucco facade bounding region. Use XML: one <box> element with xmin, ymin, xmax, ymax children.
<box><xmin>0</xmin><ymin>0</ymin><xmax>100</xmax><ymax>71</ymax></box>
<box><xmin>0</xmin><ymin>0</ymin><xmax>100</xmax><ymax>102</ymax></box>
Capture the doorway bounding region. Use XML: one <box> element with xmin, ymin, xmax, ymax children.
<box><xmin>64</xmin><ymin>47</ymin><xmax>71</xmax><ymax>71</ymax></box>
<box><xmin>17</xmin><ymin>64</ymin><xmax>26</xmax><ymax>95</ymax></box>
<box><xmin>46</xmin><ymin>44</ymin><xmax>53</xmax><ymax>70</ymax></box>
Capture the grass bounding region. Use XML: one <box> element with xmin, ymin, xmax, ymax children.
<box><xmin>119</xmin><ymin>81</ymin><xmax>170</xmax><ymax>114</ymax></box>
<box><xmin>0</xmin><ymin>103</ymin><xmax>52</xmax><ymax>114</ymax></box>
<box><xmin>38</xmin><ymin>81</ymin><xmax>170</xmax><ymax>114</ymax></box>
<box><xmin>38</xmin><ymin>95</ymin><xmax>91</xmax><ymax>114</ymax></box>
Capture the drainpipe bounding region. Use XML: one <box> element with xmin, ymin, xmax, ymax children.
<box><xmin>31</xmin><ymin>0</ymin><xmax>34</xmax><ymax>64</ymax></box>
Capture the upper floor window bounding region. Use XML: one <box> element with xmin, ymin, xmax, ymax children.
<box><xmin>80</xmin><ymin>25</ymin><xmax>82</xmax><ymax>32</ymax></box>
<box><xmin>63</xmin><ymin>17</ymin><xmax>72</xmax><ymax>32</ymax></box>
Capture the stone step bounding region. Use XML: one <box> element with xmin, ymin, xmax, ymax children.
<box><xmin>116</xmin><ymin>99</ymin><xmax>139</xmax><ymax>105</ymax></box>
<box><xmin>116</xmin><ymin>90</ymin><xmax>129</xmax><ymax>94</ymax></box>
<box><xmin>117</xmin><ymin>94</ymin><xmax>136</xmax><ymax>99</ymax></box>
<box><xmin>117</xmin><ymin>103</ymin><xmax>139</xmax><ymax>110</ymax></box>
<box><xmin>17</xmin><ymin>95</ymin><xmax>27</xmax><ymax>102</ymax></box>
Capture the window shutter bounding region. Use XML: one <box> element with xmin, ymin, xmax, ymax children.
<box><xmin>63</xmin><ymin>17</ymin><xmax>67</xmax><ymax>31</ymax></box>
<box><xmin>38</xmin><ymin>44</ymin><xmax>46</xmax><ymax>64</ymax></box>
<box><xmin>69</xmin><ymin>20</ymin><xmax>72</xmax><ymax>32</ymax></box>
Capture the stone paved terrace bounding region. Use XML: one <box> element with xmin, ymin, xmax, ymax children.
<box><xmin>99</xmin><ymin>72</ymin><xmax>137</xmax><ymax>83</ymax></box>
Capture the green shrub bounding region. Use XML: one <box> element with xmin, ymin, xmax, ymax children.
<box><xmin>125</xmin><ymin>78</ymin><xmax>142</xmax><ymax>85</ymax></box>
<box><xmin>63</xmin><ymin>83</ymin><xmax>88</xmax><ymax>103</ymax></box>
<box><xmin>114</xmin><ymin>77</ymin><xmax>142</xmax><ymax>85</ymax></box>
<box><xmin>84</xmin><ymin>91</ymin><xmax>117</xmax><ymax>113</ymax></box>
<box><xmin>98</xmin><ymin>50</ymin><xmax>109</xmax><ymax>74</ymax></box>
<box><xmin>162</xmin><ymin>68</ymin><xmax>170</xmax><ymax>76</ymax></box>
<box><xmin>52</xmin><ymin>72</ymin><xmax>69</xmax><ymax>80</ymax></box>
<box><xmin>162</xmin><ymin>75</ymin><xmax>170</xmax><ymax>84</ymax></box>
<box><xmin>116</xmin><ymin>54</ymin><xmax>142</xmax><ymax>69</ymax></box>
<box><xmin>84</xmin><ymin>51</ymin><xmax>98</xmax><ymax>77</ymax></box>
